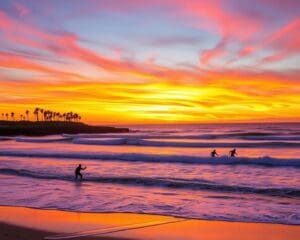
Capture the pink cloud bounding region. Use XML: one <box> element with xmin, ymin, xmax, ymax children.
<box><xmin>261</xmin><ymin>52</ymin><xmax>288</xmax><ymax>64</ymax></box>
<box><xmin>266</xmin><ymin>18</ymin><xmax>300</xmax><ymax>52</ymax></box>
<box><xmin>238</xmin><ymin>45</ymin><xmax>256</xmax><ymax>57</ymax></box>
<box><xmin>172</xmin><ymin>1</ymin><xmax>263</xmax><ymax>65</ymax></box>
<box><xmin>260</xmin><ymin>18</ymin><xmax>300</xmax><ymax>64</ymax></box>
<box><xmin>13</xmin><ymin>1</ymin><xmax>31</xmax><ymax>17</ymax></box>
<box><xmin>78</xmin><ymin>0</ymin><xmax>265</xmax><ymax>65</ymax></box>
<box><xmin>0</xmin><ymin>3</ymin><xmax>298</xmax><ymax>85</ymax></box>
<box><xmin>200</xmin><ymin>39</ymin><xmax>227</xmax><ymax>65</ymax></box>
<box><xmin>0</xmin><ymin>51</ymin><xmax>87</xmax><ymax>81</ymax></box>
<box><xmin>0</xmin><ymin>11</ymin><xmax>199</xmax><ymax>84</ymax></box>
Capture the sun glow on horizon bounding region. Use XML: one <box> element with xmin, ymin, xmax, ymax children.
<box><xmin>0</xmin><ymin>1</ymin><xmax>299</xmax><ymax>124</ymax></box>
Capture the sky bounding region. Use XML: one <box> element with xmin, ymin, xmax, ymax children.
<box><xmin>0</xmin><ymin>0</ymin><xmax>299</xmax><ymax>124</ymax></box>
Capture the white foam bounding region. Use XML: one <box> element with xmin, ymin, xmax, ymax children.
<box><xmin>63</xmin><ymin>133</ymin><xmax>220</xmax><ymax>140</ymax></box>
<box><xmin>0</xmin><ymin>150</ymin><xmax>299</xmax><ymax>167</ymax></box>
<box><xmin>70</xmin><ymin>137</ymin><xmax>300</xmax><ymax>148</ymax></box>
<box><xmin>244</xmin><ymin>136</ymin><xmax>300</xmax><ymax>141</ymax></box>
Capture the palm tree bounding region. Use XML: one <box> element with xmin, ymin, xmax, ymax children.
<box><xmin>11</xmin><ymin>112</ymin><xmax>15</xmax><ymax>121</ymax></box>
<box><xmin>1</xmin><ymin>113</ymin><xmax>4</xmax><ymax>120</ymax></box>
<box><xmin>43</xmin><ymin>110</ymin><xmax>47</xmax><ymax>121</ymax></box>
<box><xmin>40</xmin><ymin>109</ymin><xmax>44</xmax><ymax>121</ymax></box>
<box><xmin>44</xmin><ymin>110</ymin><xmax>47</xmax><ymax>121</ymax></box>
<box><xmin>73</xmin><ymin>113</ymin><xmax>77</xmax><ymax>122</ymax></box>
<box><xmin>56</xmin><ymin>112</ymin><xmax>60</xmax><ymax>121</ymax></box>
<box><xmin>52</xmin><ymin>111</ymin><xmax>55</xmax><ymax>121</ymax></box>
<box><xmin>49</xmin><ymin>111</ymin><xmax>53</xmax><ymax>121</ymax></box>
<box><xmin>5</xmin><ymin>113</ymin><xmax>8</xmax><ymax>120</ymax></box>
<box><xmin>67</xmin><ymin>112</ymin><xmax>73</xmax><ymax>122</ymax></box>
<box><xmin>25</xmin><ymin>110</ymin><xmax>29</xmax><ymax>121</ymax></box>
<box><xmin>34</xmin><ymin>108</ymin><xmax>39</xmax><ymax>121</ymax></box>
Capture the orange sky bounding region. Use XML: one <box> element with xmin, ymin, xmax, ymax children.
<box><xmin>0</xmin><ymin>1</ymin><xmax>299</xmax><ymax>124</ymax></box>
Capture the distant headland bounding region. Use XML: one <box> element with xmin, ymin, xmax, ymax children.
<box><xmin>0</xmin><ymin>108</ymin><xmax>129</xmax><ymax>136</ymax></box>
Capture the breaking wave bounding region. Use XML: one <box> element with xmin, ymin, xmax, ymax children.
<box><xmin>0</xmin><ymin>150</ymin><xmax>299</xmax><ymax>167</ymax></box>
<box><xmin>64</xmin><ymin>131</ymin><xmax>282</xmax><ymax>140</ymax></box>
<box><xmin>72</xmin><ymin>137</ymin><xmax>300</xmax><ymax>148</ymax></box>
<box><xmin>0</xmin><ymin>168</ymin><xmax>299</xmax><ymax>198</ymax></box>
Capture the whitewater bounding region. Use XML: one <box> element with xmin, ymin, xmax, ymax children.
<box><xmin>0</xmin><ymin>123</ymin><xmax>299</xmax><ymax>225</ymax></box>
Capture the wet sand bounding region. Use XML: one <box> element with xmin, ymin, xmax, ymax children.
<box><xmin>0</xmin><ymin>206</ymin><xmax>299</xmax><ymax>240</ymax></box>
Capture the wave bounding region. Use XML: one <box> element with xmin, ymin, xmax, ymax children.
<box><xmin>0</xmin><ymin>150</ymin><xmax>299</xmax><ymax>167</ymax></box>
<box><xmin>243</xmin><ymin>136</ymin><xmax>300</xmax><ymax>141</ymax></box>
<box><xmin>0</xmin><ymin>168</ymin><xmax>299</xmax><ymax>198</ymax></box>
<box><xmin>72</xmin><ymin>137</ymin><xmax>300</xmax><ymax>148</ymax></box>
<box><xmin>16</xmin><ymin>137</ymin><xmax>71</xmax><ymax>143</ymax></box>
<box><xmin>63</xmin><ymin>131</ymin><xmax>280</xmax><ymax>140</ymax></box>
<box><xmin>72</xmin><ymin>138</ymin><xmax>126</xmax><ymax>145</ymax></box>
<box><xmin>65</xmin><ymin>133</ymin><xmax>217</xmax><ymax>140</ymax></box>
<box><xmin>137</xmin><ymin>139</ymin><xmax>300</xmax><ymax>148</ymax></box>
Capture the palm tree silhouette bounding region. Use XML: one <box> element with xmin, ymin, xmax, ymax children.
<box><xmin>55</xmin><ymin>112</ymin><xmax>59</xmax><ymax>121</ymax></box>
<box><xmin>34</xmin><ymin>108</ymin><xmax>39</xmax><ymax>121</ymax></box>
<box><xmin>2</xmin><ymin>108</ymin><xmax>83</xmax><ymax>123</ymax></box>
<box><xmin>40</xmin><ymin>109</ymin><xmax>44</xmax><ymax>121</ymax></box>
<box><xmin>25</xmin><ymin>110</ymin><xmax>29</xmax><ymax>121</ymax></box>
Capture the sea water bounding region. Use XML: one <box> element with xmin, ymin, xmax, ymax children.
<box><xmin>0</xmin><ymin>123</ymin><xmax>299</xmax><ymax>224</ymax></box>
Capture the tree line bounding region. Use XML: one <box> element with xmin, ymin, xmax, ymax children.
<box><xmin>1</xmin><ymin>108</ymin><xmax>82</xmax><ymax>122</ymax></box>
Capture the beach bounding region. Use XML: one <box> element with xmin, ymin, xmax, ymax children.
<box><xmin>0</xmin><ymin>123</ymin><xmax>299</xmax><ymax>225</ymax></box>
<box><xmin>1</xmin><ymin>0</ymin><xmax>300</xmax><ymax>238</ymax></box>
<box><xmin>1</xmin><ymin>206</ymin><xmax>299</xmax><ymax>240</ymax></box>
<box><xmin>0</xmin><ymin>123</ymin><xmax>299</xmax><ymax>239</ymax></box>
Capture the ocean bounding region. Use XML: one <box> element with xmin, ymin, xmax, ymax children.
<box><xmin>0</xmin><ymin>123</ymin><xmax>299</xmax><ymax>225</ymax></box>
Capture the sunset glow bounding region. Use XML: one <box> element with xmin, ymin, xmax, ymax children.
<box><xmin>0</xmin><ymin>0</ymin><xmax>299</xmax><ymax>124</ymax></box>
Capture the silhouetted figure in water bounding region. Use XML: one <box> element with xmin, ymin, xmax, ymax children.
<box><xmin>229</xmin><ymin>148</ymin><xmax>237</xmax><ymax>157</ymax></box>
<box><xmin>211</xmin><ymin>149</ymin><xmax>218</xmax><ymax>157</ymax></box>
<box><xmin>75</xmin><ymin>164</ymin><xmax>86</xmax><ymax>180</ymax></box>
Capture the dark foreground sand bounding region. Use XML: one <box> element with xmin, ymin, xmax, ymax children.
<box><xmin>0</xmin><ymin>222</ymin><xmax>134</xmax><ymax>240</ymax></box>
<box><xmin>0</xmin><ymin>206</ymin><xmax>299</xmax><ymax>240</ymax></box>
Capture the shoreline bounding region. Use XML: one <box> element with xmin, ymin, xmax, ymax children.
<box><xmin>0</xmin><ymin>204</ymin><xmax>298</xmax><ymax>226</ymax></box>
<box><xmin>0</xmin><ymin>206</ymin><xmax>299</xmax><ymax>240</ymax></box>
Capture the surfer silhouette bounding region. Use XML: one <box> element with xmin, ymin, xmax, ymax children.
<box><xmin>75</xmin><ymin>164</ymin><xmax>86</xmax><ymax>180</ymax></box>
<box><xmin>211</xmin><ymin>149</ymin><xmax>218</xmax><ymax>157</ymax></box>
<box><xmin>229</xmin><ymin>148</ymin><xmax>237</xmax><ymax>157</ymax></box>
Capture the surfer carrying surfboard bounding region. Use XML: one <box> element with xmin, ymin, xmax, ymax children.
<box><xmin>229</xmin><ymin>149</ymin><xmax>237</xmax><ymax>157</ymax></box>
<box><xmin>211</xmin><ymin>149</ymin><xmax>218</xmax><ymax>157</ymax></box>
<box><xmin>75</xmin><ymin>164</ymin><xmax>87</xmax><ymax>180</ymax></box>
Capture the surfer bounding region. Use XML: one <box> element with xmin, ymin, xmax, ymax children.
<box><xmin>211</xmin><ymin>149</ymin><xmax>218</xmax><ymax>157</ymax></box>
<box><xmin>229</xmin><ymin>148</ymin><xmax>237</xmax><ymax>157</ymax></box>
<box><xmin>75</xmin><ymin>164</ymin><xmax>87</xmax><ymax>180</ymax></box>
